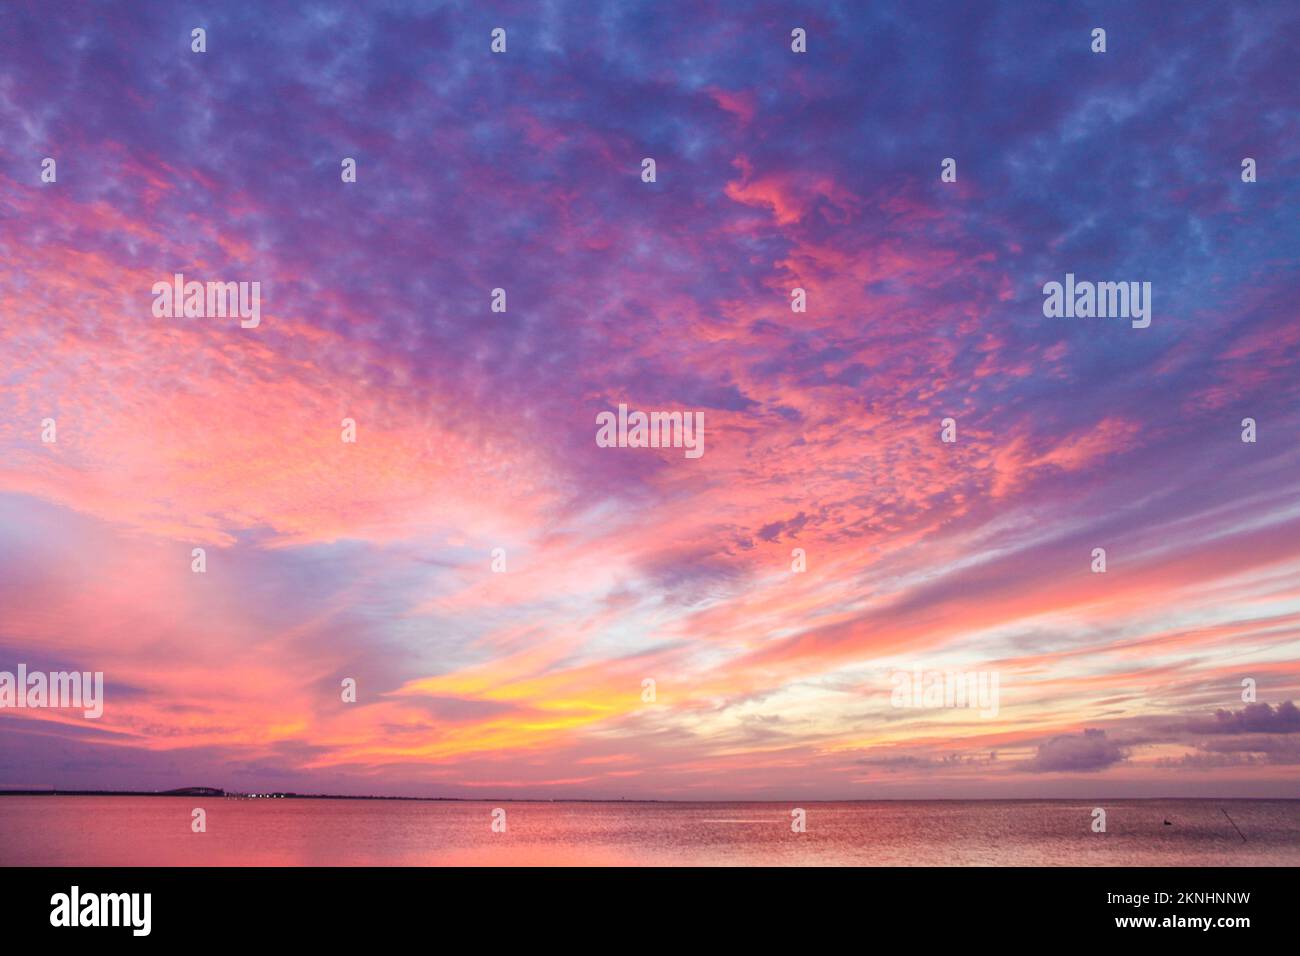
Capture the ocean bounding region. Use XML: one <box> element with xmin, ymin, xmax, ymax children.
<box><xmin>2</xmin><ymin>797</ymin><xmax>1298</xmax><ymax>866</ymax></box>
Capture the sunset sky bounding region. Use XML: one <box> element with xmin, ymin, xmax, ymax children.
<box><xmin>1</xmin><ymin>1</ymin><xmax>1298</xmax><ymax>799</ymax></box>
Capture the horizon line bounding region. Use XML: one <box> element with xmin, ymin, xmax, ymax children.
<box><xmin>1</xmin><ymin>789</ymin><xmax>1295</xmax><ymax>804</ymax></box>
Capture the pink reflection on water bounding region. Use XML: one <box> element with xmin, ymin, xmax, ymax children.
<box><xmin>1</xmin><ymin>797</ymin><xmax>1298</xmax><ymax>866</ymax></box>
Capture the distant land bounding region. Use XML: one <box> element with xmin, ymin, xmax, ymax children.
<box><xmin>0</xmin><ymin>788</ymin><xmax>666</xmax><ymax>802</ymax></box>
<box><xmin>0</xmin><ymin>789</ymin><xmax>1292</xmax><ymax>803</ymax></box>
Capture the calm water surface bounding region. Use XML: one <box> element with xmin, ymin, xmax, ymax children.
<box><xmin>1</xmin><ymin>797</ymin><xmax>1297</xmax><ymax>866</ymax></box>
